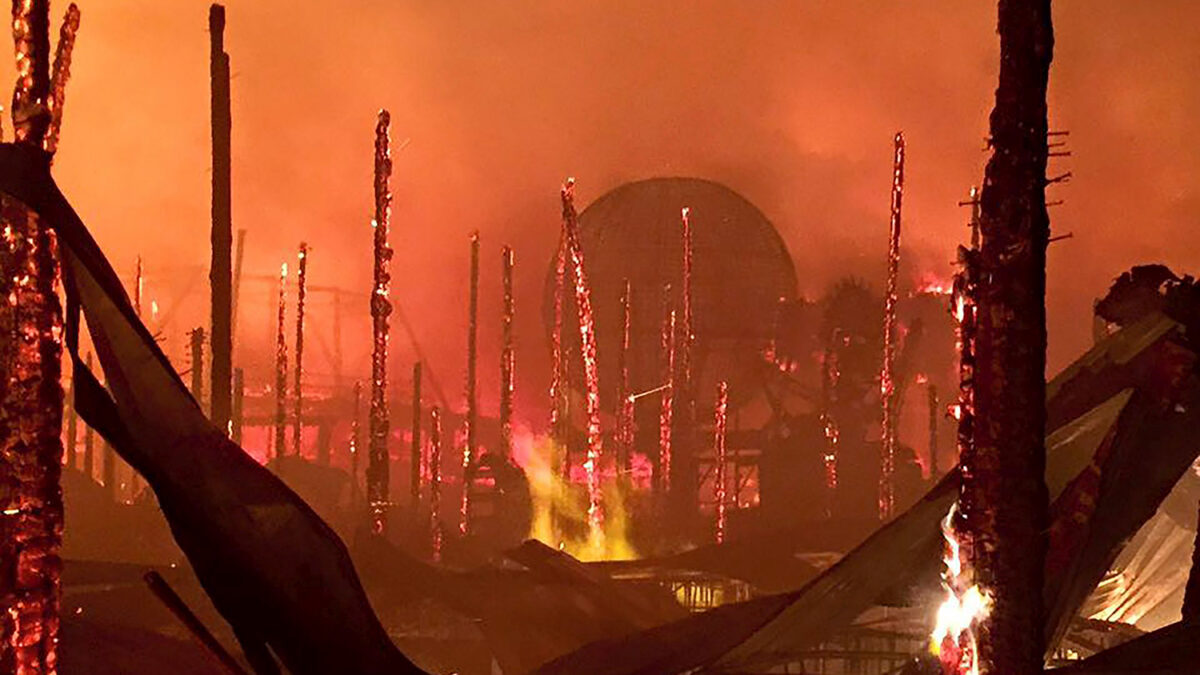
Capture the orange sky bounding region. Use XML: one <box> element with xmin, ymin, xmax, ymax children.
<box><xmin>15</xmin><ymin>0</ymin><xmax>1200</xmax><ymax>422</ymax></box>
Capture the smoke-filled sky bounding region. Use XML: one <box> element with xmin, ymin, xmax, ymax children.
<box><xmin>17</xmin><ymin>1</ymin><xmax>1200</xmax><ymax>422</ymax></box>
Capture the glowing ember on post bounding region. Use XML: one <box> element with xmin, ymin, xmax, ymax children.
<box><xmin>561</xmin><ymin>178</ymin><xmax>604</xmax><ymax>540</ymax></box>
<box><xmin>549</xmin><ymin>227</ymin><xmax>568</xmax><ymax>479</ymax></box>
<box><xmin>290</xmin><ymin>241</ymin><xmax>307</xmax><ymax>456</ymax></box>
<box><xmin>409</xmin><ymin>362</ymin><xmax>422</xmax><ymax>509</ymax></box>
<box><xmin>658</xmin><ymin>289</ymin><xmax>676</xmax><ymax>494</ymax></box>
<box><xmin>43</xmin><ymin>3</ymin><xmax>78</xmax><ymax>156</ymax></box>
<box><xmin>429</xmin><ymin>406</ymin><xmax>443</xmax><ymax>562</ymax></box>
<box><xmin>460</xmin><ymin>231</ymin><xmax>480</xmax><ymax>536</ymax></box>
<box><xmin>616</xmin><ymin>279</ymin><xmax>634</xmax><ymax>476</ymax></box>
<box><xmin>819</xmin><ymin>334</ymin><xmax>840</xmax><ymax>517</ymax></box>
<box><xmin>292</xmin><ymin>243</ymin><xmax>308</xmax><ymax>458</ymax></box>
<box><xmin>500</xmin><ymin>245</ymin><xmax>515</xmax><ymax>459</ymax></box>
<box><xmin>879</xmin><ymin>131</ymin><xmax>905</xmax><ymax>520</ymax></box>
<box><xmin>713</xmin><ymin>381</ymin><xmax>729</xmax><ymax>544</ymax></box>
<box><xmin>367</xmin><ymin>110</ymin><xmax>393</xmax><ymax>535</ymax></box>
<box><xmin>0</xmin><ymin>2</ymin><xmax>76</xmax><ymax>669</ymax></box>
<box><xmin>930</xmin><ymin>504</ymin><xmax>990</xmax><ymax>674</ymax></box>
<box><xmin>273</xmin><ymin>262</ymin><xmax>288</xmax><ymax>459</ymax></box>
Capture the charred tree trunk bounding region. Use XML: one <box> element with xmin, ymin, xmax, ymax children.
<box><xmin>209</xmin><ymin>4</ymin><xmax>233</xmax><ymax>433</ymax></box>
<box><xmin>967</xmin><ymin>0</ymin><xmax>1054</xmax><ymax>672</ymax></box>
<box><xmin>0</xmin><ymin>2</ymin><xmax>79</xmax><ymax>671</ymax></box>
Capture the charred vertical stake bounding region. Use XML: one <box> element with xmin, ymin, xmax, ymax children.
<box><xmin>189</xmin><ymin>326</ymin><xmax>206</xmax><ymax>403</ymax></box>
<box><xmin>879</xmin><ymin>131</ymin><xmax>905</xmax><ymax>520</ymax></box>
<box><xmin>561</xmin><ymin>179</ymin><xmax>605</xmax><ymax>540</ymax></box>
<box><xmin>616</xmin><ymin>279</ymin><xmax>634</xmax><ymax>475</ymax></box>
<box><xmin>274</xmin><ymin>263</ymin><xmax>288</xmax><ymax>459</ymax></box>
<box><xmin>500</xmin><ymin>245</ymin><xmax>515</xmax><ymax>459</ymax></box>
<box><xmin>410</xmin><ymin>362</ymin><xmax>422</xmax><ymax>509</ymax></box>
<box><xmin>208</xmin><ymin>3</ymin><xmax>233</xmax><ymax>434</ymax></box>
<box><xmin>550</xmin><ymin>213</ymin><xmax>569</xmax><ymax>478</ymax></box>
<box><xmin>713</xmin><ymin>381</ymin><xmax>729</xmax><ymax>544</ymax></box>
<box><xmin>676</xmin><ymin>207</ymin><xmax>697</xmax><ymax>514</ymax></box>
<box><xmin>350</xmin><ymin>380</ymin><xmax>362</xmax><ymax>491</ymax></box>
<box><xmin>368</xmin><ymin>110</ymin><xmax>394</xmax><ymax>535</ymax></box>
<box><xmin>430</xmin><ymin>406</ymin><xmax>443</xmax><ymax>562</ymax></box>
<box><xmin>658</xmin><ymin>288</ymin><xmax>676</xmax><ymax>495</ymax></box>
<box><xmin>293</xmin><ymin>242</ymin><xmax>308</xmax><ymax>457</ymax></box>
<box><xmin>461</xmin><ymin>232</ymin><xmax>480</xmax><ymax>535</ymax></box>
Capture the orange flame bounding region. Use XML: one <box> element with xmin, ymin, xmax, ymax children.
<box><xmin>930</xmin><ymin>503</ymin><xmax>990</xmax><ymax>675</ymax></box>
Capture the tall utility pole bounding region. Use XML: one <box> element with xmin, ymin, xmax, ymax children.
<box><xmin>879</xmin><ymin>132</ymin><xmax>905</xmax><ymax>521</ymax></box>
<box><xmin>0</xmin><ymin>2</ymin><xmax>80</xmax><ymax>671</ymax></box>
<box><xmin>966</xmin><ymin>1</ymin><xmax>1054</xmax><ymax>672</ymax></box>
<box><xmin>208</xmin><ymin>4</ymin><xmax>233</xmax><ymax>433</ymax></box>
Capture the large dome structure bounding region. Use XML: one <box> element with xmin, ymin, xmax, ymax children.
<box><xmin>543</xmin><ymin>177</ymin><xmax>798</xmax><ymax>408</ymax></box>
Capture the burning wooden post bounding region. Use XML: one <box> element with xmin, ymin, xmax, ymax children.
<box><xmin>460</xmin><ymin>231</ymin><xmax>480</xmax><ymax>535</ymax></box>
<box><xmin>189</xmin><ymin>327</ymin><xmax>206</xmax><ymax>403</ymax></box>
<box><xmin>819</xmin><ymin>333</ymin><xmax>841</xmax><ymax>518</ymax></box>
<box><xmin>0</xmin><ymin>3</ymin><xmax>80</xmax><ymax>667</ymax></box>
<box><xmin>549</xmin><ymin>218</ymin><xmax>568</xmax><ymax>478</ymax></box>
<box><xmin>232</xmin><ymin>367</ymin><xmax>244</xmax><ymax>446</ymax></box>
<box><xmin>675</xmin><ymin>207</ymin><xmax>697</xmax><ymax>515</ymax></box>
<box><xmin>273</xmin><ymin>263</ymin><xmax>288</xmax><ymax>459</ymax></box>
<box><xmin>410</xmin><ymin>362</ymin><xmax>422</xmax><ymax>510</ymax></box>
<box><xmin>561</xmin><ymin>179</ymin><xmax>605</xmax><ymax>540</ymax></box>
<box><xmin>658</xmin><ymin>286</ymin><xmax>676</xmax><ymax>495</ymax></box>
<box><xmin>209</xmin><ymin>3</ymin><xmax>233</xmax><ymax>434</ymax></box>
<box><xmin>963</xmin><ymin>1</ymin><xmax>1055</xmax><ymax>670</ymax></box>
<box><xmin>616</xmin><ymin>279</ymin><xmax>634</xmax><ymax>476</ymax></box>
<box><xmin>367</xmin><ymin>110</ymin><xmax>393</xmax><ymax>535</ymax></box>
<box><xmin>879</xmin><ymin>131</ymin><xmax>905</xmax><ymax>521</ymax></box>
<box><xmin>430</xmin><ymin>406</ymin><xmax>443</xmax><ymax>562</ymax></box>
<box><xmin>713</xmin><ymin>381</ymin><xmax>729</xmax><ymax>545</ymax></box>
<box><xmin>500</xmin><ymin>245</ymin><xmax>515</xmax><ymax>459</ymax></box>
<box><xmin>292</xmin><ymin>242</ymin><xmax>308</xmax><ymax>457</ymax></box>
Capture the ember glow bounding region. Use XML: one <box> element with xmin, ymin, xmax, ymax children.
<box><xmin>879</xmin><ymin>131</ymin><xmax>905</xmax><ymax>521</ymax></box>
<box><xmin>367</xmin><ymin>109</ymin><xmax>393</xmax><ymax>535</ymax></box>
<box><xmin>273</xmin><ymin>262</ymin><xmax>288</xmax><ymax>459</ymax></box>
<box><xmin>713</xmin><ymin>381</ymin><xmax>729</xmax><ymax>544</ymax></box>
<box><xmin>560</xmin><ymin>179</ymin><xmax>605</xmax><ymax>544</ymax></box>
<box><xmin>930</xmin><ymin>504</ymin><xmax>990</xmax><ymax>675</ymax></box>
<box><xmin>658</xmin><ymin>296</ymin><xmax>676</xmax><ymax>494</ymax></box>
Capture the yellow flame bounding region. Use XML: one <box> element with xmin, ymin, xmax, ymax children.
<box><xmin>929</xmin><ymin>503</ymin><xmax>990</xmax><ymax>675</ymax></box>
<box><xmin>518</xmin><ymin>431</ymin><xmax>637</xmax><ymax>562</ymax></box>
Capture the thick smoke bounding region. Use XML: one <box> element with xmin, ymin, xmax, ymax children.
<box><xmin>11</xmin><ymin>0</ymin><xmax>1200</xmax><ymax>428</ymax></box>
